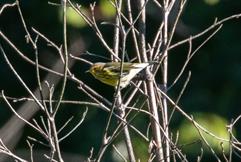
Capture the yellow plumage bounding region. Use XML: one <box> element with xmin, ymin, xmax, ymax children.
<box><xmin>87</xmin><ymin>62</ymin><xmax>152</xmax><ymax>88</ymax></box>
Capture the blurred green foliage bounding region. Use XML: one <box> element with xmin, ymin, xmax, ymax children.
<box><xmin>178</xmin><ymin>112</ymin><xmax>231</xmax><ymax>153</ymax></box>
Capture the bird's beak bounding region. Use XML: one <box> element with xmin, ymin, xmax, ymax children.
<box><xmin>85</xmin><ymin>70</ymin><xmax>90</xmax><ymax>73</ymax></box>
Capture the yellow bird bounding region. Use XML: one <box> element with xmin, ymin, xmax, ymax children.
<box><xmin>87</xmin><ymin>62</ymin><xmax>153</xmax><ymax>88</ymax></box>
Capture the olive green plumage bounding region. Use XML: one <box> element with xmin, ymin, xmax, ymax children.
<box><xmin>87</xmin><ymin>62</ymin><xmax>154</xmax><ymax>88</ymax></box>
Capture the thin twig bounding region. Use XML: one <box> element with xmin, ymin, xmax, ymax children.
<box><xmin>59</xmin><ymin>107</ymin><xmax>88</xmax><ymax>142</ymax></box>
<box><xmin>113</xmin><ymin>144</ymin><xmax>128</xmax><ymax>162</ymax></box>
<box><xmin>1</xmin><ymin>91</ymin><xmax>48</xmax><ymax>139</ymax></box>
<box><xmin>26</xmin><ymin>140</ymin><xmax>34</xmax><ymax>162</ymax></box>
<box><xmin>0</xmin><ymin>45</ymin><xmax>45</xmax><ymax>110</ymax></box>
<box><xmin>191</xmin><ymin>115</ymin><xmax>221</xmax><ymax>162</ymax></box>
<box><xmin>53</xmin><ymin>0</ymin><xmax>69</xmax><ymax>117</ymax></box>
<box><xmin>168</xmin><ymin>71</ymin><xmax>191</xmax><ymax>123</ymax></box>
<box><xmin>169</xmin><ymin>13</ymin><xmax>241</xmax><ymax>51</ymax></box>
<box><xmin>0</xmin><ymin>139</ymin><xmax>28</xmax><ymax>162</ymax></box>
<box><xmin>168</xmin><ymin>24</ymin><xmax>222</xmax><ymax>90</ymax></box>
<box><xmin>68</xmin><ymin>0</ymin><xmax>119</xmax><ymax>60</ymax></box>
<box><xmin>126</xmin><ymin>0</ymin><xmax>141</xmax><ymax>61</ymax></box>
<box><xmin>157</xmin><ymin>88</ymin><xmax>230</xmax><ymax>143</ymax></box>
<box><xmin>0</xmin><ymin>2</ymin><xmax>17</xmax><ymax>15</ymax></box>
<box><xmin>16</xmin><ymin>0</ymin><xmax>36</xmax><ymax>46</ymax></box>
<box><xmin>1</xmin><ymin>28</ymin><xmax>112</xmax><ymax>109</ymax></box>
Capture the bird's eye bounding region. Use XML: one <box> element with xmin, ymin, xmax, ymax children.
<box><xmin>93</xmin><ymin>66</ymin><xmax>98</xmax><ymax>72</ymax></box>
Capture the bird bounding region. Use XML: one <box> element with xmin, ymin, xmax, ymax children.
<box><xmin>87</xmin><ymin>62</ymin><xmax>154</xmax><ymax>88</ymax></box>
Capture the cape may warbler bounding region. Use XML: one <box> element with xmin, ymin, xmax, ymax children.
<box><xmin>87</xmin><ymin>62</ymin><xmax>153</xmax><ymax>88</ymax></box>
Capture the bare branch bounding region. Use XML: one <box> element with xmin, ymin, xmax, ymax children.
<box><xmin>0</xmin><ymin>139</ymin><xmax>28</xmax><ymax>162</ymax></box>
<box><xmin>0</xmin><ymin>45</ymin><xmax>45</xmax><ymax>110</ymax></box>
<box><xmin>0</xmin><ymin>2</ymin><xmax>17</xmax><ymax>15</ymax></box>
<box><xmin>169</xmin><ymin>13</ymin><xmax>241</xmax><ymax>51</ymax></box>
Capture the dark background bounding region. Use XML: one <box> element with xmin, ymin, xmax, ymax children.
<box><xmin>1</xmin><ymin>0</ymin><xmax>241</xmax><ymax>161</ymax></box>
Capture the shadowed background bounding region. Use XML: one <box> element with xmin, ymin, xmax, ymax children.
<box><xmin>0</xmin><ymin>0</ymin><xmax>241</xmax><ymax>161</ymax></box>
